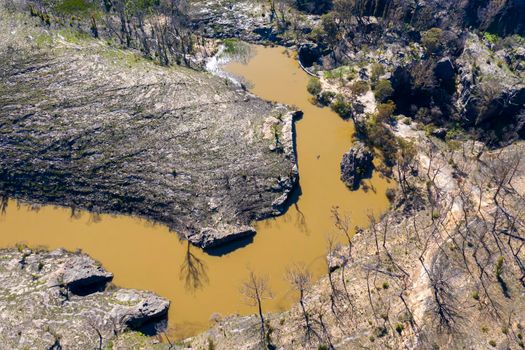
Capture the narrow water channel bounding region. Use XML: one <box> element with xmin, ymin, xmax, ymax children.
<box><xmin>0</xmin><ymin>45</ymin><xmax>391</xmax><ymax>339</ymax></box>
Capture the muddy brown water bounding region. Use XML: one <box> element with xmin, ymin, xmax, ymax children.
<box><xmin>0</xmin><ymin>45</ymin><xmax>391</xmax><ymax>339</ymax></box>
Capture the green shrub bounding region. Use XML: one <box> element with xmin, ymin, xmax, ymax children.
<box><xmin>350</xmin><ymin>80</ymin><xmax>369</xmax><ymax>96</ymax></box>
<box><xmin>331</xmin><ymin>95</ymin><xmax>352</xmax><ymax>119</ymax></box>
<box><xmin>54</xmin><ymin>0</ymin><xmax>95</xmax><ymax>15</ymax></box>
<box><xmin>223</xmin><ymin>38</ymin><xmax>237</xmax><ymax>53</ymax></box>
<box><xmin>489</xmin><ymin>340</ymin><xmax>496</xmax><ymax>347</ymax></box>
<box><xmin>207</xmin><ymin>338</ymin><xmax>215</xmax><ymax>350</ymax></box>
<box><xmin>376</xmin><ymin>101</ymin><xmax>396</xmax><ymax>123</ymax></box>
<box><xmin>307</xmin><ymin>77</ymin><xmax>322</xmax><ymax>96</ymax></box>
<box><xmin>373</xmin><ymin>79</ymin><xmax>394</xmax><ymax>103</ymax></box>
<box><xmin>363</xmin><ymin>116</ymin><xmax>398</xmax><ymax>166</ymax></box>
<box><xmin>483</xmin><ymin>32</ymin><xmax>499</xmax><ymax>45</ymax></box>
<box><xmin>395</xmin><ymin>323</ymin><xmax>404</xmax><ymax>335</ymax></box>
<box><xmin>421</xmin><ymin>28</ymin><xmax>444</xmax><ymax>54</ymax></box>
<box><xmin>472</xmin><ymin>291</ymin><xmax>480</xmax><ymax>300</ymax></box>
<box><xmin>318</xmin><ymin>90</ymin><xmax>336</xmax><ymax>106</ymax></box>
<box><xmin>382</xmin><ymin>282</ymin><xmax>389</xmax><ymax>289</ymax></box>
<box><xmin>370</xmin><ymin>63</ymin><xmax>385</xmax><ymax>83</ymax></box>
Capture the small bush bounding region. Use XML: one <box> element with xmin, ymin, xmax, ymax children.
<box><xmin>395</xmin><ymin>323</ymin><xmax>404</xmax><ymax>335</ymax></box>
<box><xmin>376</xmin><ymin>101</ymin><xmax>396</xmax><ymax>123</ymax></box>
<box><xmin>370</xmin><ymin>63</ymin><xmax>385</xmax><ymax>83</ymax></box>
<box><xmin>307</xmin><ymin>77</ymin><xmax>322</xmax><ymax>96</ymax></box>
<box><xmin>373</xmin><ymin>79</ymin><xmax>394</xmax><ymax>103</ymax></box>
<box><xmin>382</xmin><ymin>282</ymin><xmax>389</xmax><ymax>289</ymax></box>
<box><xmin>350</xmin><ymin>80</ymin><xmax>369</xmax><ymax>96</ymax></box>
<box><xmin>483</xmin><ymin>32</ymin><xmax>499</xmax><ymax>45</ymax></box>
<box><xmin>363</xmin><ymin>115</ymin><xmax>398</xmax><ymax>166</ymax></box>
<box><xmin>207</xmin><ymin>338</ymin><xmax>215</xmax><ymax>350</ymax></box>
<box><xmin>318</xmin><ymin>345</ymin><xmax>329</xmax><ymax>350</ymax></box>
<box><xmin>471</xmin><ymin>291</ymin><xmax>480</xmax><ymax>300</ymax></box>
<box><xmin>489</xmin><ymin>340</ymin><xmax>496</xmax><ymax>347</ymax></box>
<box><xmin>318</xmin><ymin>90</ymin><xmax>336</xmax><ymax>106</ymax></box>
<box><xmin>421</xmin><ymin>28</ymin><xmax>444</xmax><ymax>54</ymax></box>
<box><xmin>331</xmin><ymin>95</ymin><xmax>352</xmax><ymax>119</ymax></box>
<box><xmin>223</xmin><ymin>38</ymin><xmax>239</xmax><ymax>54</ymax></box>
<box><xmin>54</xmin><ymin>0</ymin><xmax>95</xmax><ymax>15</ymax></box>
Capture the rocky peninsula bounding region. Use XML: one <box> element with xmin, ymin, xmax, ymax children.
<box><xmin>0</xmin><ymin>3</ymin><xmax>299</xmax><ymax>249</ymax></box>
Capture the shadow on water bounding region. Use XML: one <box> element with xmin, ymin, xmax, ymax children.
<box><xmin>180</xmin><ymin>241</ymin><xmax>209</xmax><ymax>292</ymax></box>
<box><xmin>204</xmin><ymin>234</ymin><xmax>255</xmax><ymax>257</ymax></box>
<box><xmin>0</xmin><ymin>194</ymin><xmax>8</xmax><ymax>215</ymax></box>
<box><xmin>134</xmin><ymin>318</ymin><xmax>168</xmax><ymax>336</ymax></box>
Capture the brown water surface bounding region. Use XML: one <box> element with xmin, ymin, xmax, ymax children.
<box><xmin>0</xmin><ymin>45</ymin><xmax>391</xmax><ymax>339</ymax></box>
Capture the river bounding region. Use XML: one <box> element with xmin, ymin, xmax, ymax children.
<box><xmin>0</xmin><ymin>45</ymin><xmax>391</xmax><ymax>339</ymax></box>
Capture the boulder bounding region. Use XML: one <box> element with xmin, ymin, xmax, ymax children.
<box><xmin>61</xmin><ymin>254</ymin><xmax>113</xmax><ymax>294</ymax></box>
<box><xmin>340</xmin><ymin>142</ymin><xmax>374</xmax><ymax>191</ymax></box>
<box><xmin>431</xmin><ymin>127</ymin><xmax>448</xmax><ymax>139</ymax></box>
<box><xmin>189</xmin><ymin>225</ymin><xmax>256</xmax><ymax>249</ymax></box>
<box><xmin>434</xmin><ymin>57</ymin><xmax>456</xmax><ymax>90</ymax></box>
<box><xmin>110</xmin><ymin>289</ymin><xmax>170</xmax><ymax>330</ymax></box>
<box><xmin>0</xmin><ymin>248</ymin><xmax>169</xmax><ymax>349</ymax></box>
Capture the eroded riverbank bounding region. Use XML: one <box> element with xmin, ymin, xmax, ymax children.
<box><xmin>0</xmin><ymin>45</ymin><xmax>391</xmax><ymax>339</ymax></box>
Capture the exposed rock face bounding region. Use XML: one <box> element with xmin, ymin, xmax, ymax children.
<box><xmin>391</xmin><ymin>32</ymin><xmax>525</xmax><ymax>145</ymax></box>
<box><xmin>456</xmin><ymin>34</ymin><xmax>525</xmax><ymax>141</ymax></box>
<box><xmin>0</xmin><ymin>8</ymin><xmax>299</xmax><ymax>249</ymax></box>
<box><xmin>344</xmin><ymin>0</ymin><xmax>525</xmax><ymax>36</ymax></box>
<box><xmin>0</xmin><ymin>248</ymin><xmax>169</xmax><ymax>349</ymax></box>
<box><xmin>60</xmin><ymin>254</ymin><xmax>113</xmax><ymax>294</ymax></box>
<box><xmin>190</xmin><ymin>0</ymin><xmax>271</xmax><ymax>42</ymax></box>
<box><xmin>340</xmin><ymin>141</ymin><xmax>374</xmax><ymax>190</ymax></box>
<box><xmin>189</xmin><ymin>0</ymin><xmax>316</xmax><ymax>46</ymax></box>
<box><xmin>430</xmin><ymin>127</ymin><xmax>448</xmax><ymax>139</ymax></box>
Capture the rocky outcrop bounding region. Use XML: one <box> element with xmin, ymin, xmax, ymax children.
<box><xmin>456</xmin><ymin>33</ymin><xmax>525</xmax><ymax>142</ymax></box>
<box><xmin>390</xmin><ymin>32</ymin><xmax>525</xmax><ymax>145</ymax></box>
<box><xmin>339</xmin><ymin>0</ymin><xmax>525</xmax><ymax>36</ymax></box>
<box><xmin>0</xmin><ymin>247</ymin><xmax>169</xmax><ymax>349</ymax></box>
<box><xmin>340</xmin><ymin>141</ymin><xmax>374</xmax><ymax>190</ymax></box>
<box><xmin>189</xmin><ymin>0</ymin><xmax>316</xmax><ymax>46</ymax></box>
<box><xmin>59</xmin><ymin>254</ymin><xmax>113</xmax><ymax>294</ymax></box>
<box><xmin>0</xmin><ymin>7</ymin><xmax>299</xmax><ymax>249</ymax></box>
